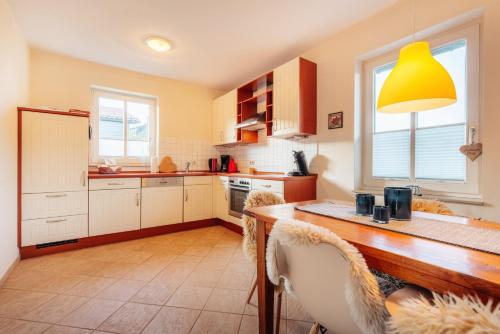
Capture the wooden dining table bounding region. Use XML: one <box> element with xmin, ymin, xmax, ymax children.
<box><xmin>244</xmin><ymin>200</ymin><xmax>500</xmax><ymax>334</ymax></box>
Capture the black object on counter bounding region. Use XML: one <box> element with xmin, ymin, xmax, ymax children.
<box><xmin>220</xmin><ymin>155</ymin><xmax>230</xmax><ymax>172</ymax></box>
<box><xmin>355</xmin><ymin>194</ymin><xmax>375</xmax><ymax>216</ymax></box>
<box><xmin>373</xmin><ymin>205</ymin><xmax>390</xmax><ymax>224</ymax></box>
<box><xmin>292</xmin><ymin>150</ymin><xmax>309</xmax><ymax>176</ymax></box>
<box><xmin>384</xmin><ymin>187</ymin><xmax>412</xmax><ymax>220</ymax></box>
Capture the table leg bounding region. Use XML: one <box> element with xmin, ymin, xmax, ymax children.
<box><xmin>257</xmin><ymin>219</ymin><xmax>274</xmax><ymax>334</ymax></box>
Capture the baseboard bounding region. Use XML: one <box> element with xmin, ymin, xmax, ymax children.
<box><xmin>0</xmin><ymin>256</ymin><xmax>20</xmax><ymax>288</ymax></box>
<box><xmin>20</xmin><ymin>219</ymin><xmax>218</xmax><ymax>259</ymax></box>
<box><xmin>218</xmin><ymin>219</ymin><xmax>243</xmax><ymax>235</ymax></box>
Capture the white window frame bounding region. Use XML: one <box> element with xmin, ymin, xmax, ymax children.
<box><xmin>90</xmin><ymin>86</ymin><xmax>158</xmax><ymax>166</ymax></box>
<box><xmin>357</xmin><ymin>23</ymin><xmax>481</xmax><ymax>203</ymax></box>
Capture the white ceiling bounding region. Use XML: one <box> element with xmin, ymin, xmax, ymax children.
<box><xmin>8</xmin><ymin>0</ymin><xmax>398</xmax><ymax>90</ymax></box>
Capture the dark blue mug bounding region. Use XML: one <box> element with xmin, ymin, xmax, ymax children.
<box><xmin>373</xmin><ymin>205</ymin><xmax>390</xmax><ymax>224</ymax></box>
<box><xmin>384</xmin><ymin>187</ymin><xmax>412</xmax><ymax>220</ymax></box>
<box><xmin>356</xmin><ymin>193</ymin><xmax>375</xmax><ymax>216</ymax></box>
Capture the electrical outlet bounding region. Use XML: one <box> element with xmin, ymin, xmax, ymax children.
<box><xmin>249</xmin><ymin>160</ymin><xmax>255</xmax><ymax>166</ymax></box>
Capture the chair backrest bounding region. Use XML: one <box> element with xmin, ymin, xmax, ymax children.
<box><xmin>241</xmin><ymin>190</ymin><xmax>285</xmax><ymax>263</ymax></box>
<box><xmin>267</xmin><ymin>219</ymin><xmax>388</xmax><ymax>334</ymax></box>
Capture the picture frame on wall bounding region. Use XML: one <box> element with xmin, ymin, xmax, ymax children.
<box><xmin>328</xmin><ymin>111</ymin><xmax>343</xmax><ymax>129</ymax></box>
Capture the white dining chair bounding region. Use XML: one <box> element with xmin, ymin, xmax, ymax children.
<box><xmin>266</xmin><ymin>218</ymin><xmax>430</xmax><ymax>334</ymax></box>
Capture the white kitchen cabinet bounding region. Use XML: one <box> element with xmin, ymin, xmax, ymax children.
<box><xmin>272</xmin><ymin>57</ymin><xmax>317</xmax><ymax>138</ymax></box>
<box><xmin>141</xmin><ymin>178</ymin><xmax>184</xmax><ymax>228</ymax></box>
<box><xmin>22</xmin><ymin>111</ymin><xmax>88</xmax><ymax>194</ymax></box>
<box><xmin>213</xmin><ymin>176</ymin><xmax>229</xmax><ymax>221</ymax></box>
<box><xmin>89</xmin><ymin>188</ymin><xmax>141</xmax><ymax>236</ymax></box>
<box><xmin>21</xmin><ymin>214</ymin><xmax>88</xmax><ymax>247</ymax></box>
<box><xmin>22</xmin><ymin>191</ymin><xmax>88</xmax><ymax>220</ymax></box>
<box><xmin>212</xmin><ymin>89</ymin><xmax>237</xmax><ymax>145</ymax></box>
<box><xmin>184</xmin><ymin>184</ymin><xmax>213</xmax><ymax>222</ymax></box>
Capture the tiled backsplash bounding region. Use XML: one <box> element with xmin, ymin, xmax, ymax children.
<box><xmin>158</xmin><ymin>133</ymin><xmax>318</xmax><ymax>173</ymax></box>
<box><xmin>216</xmin><ymin>133</ymin><xmax>318</xmax><ymax>173</ymax></box>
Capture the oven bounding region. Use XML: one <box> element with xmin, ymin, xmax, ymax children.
<box><xmin>228</xmin><ymin>177</ymin><xmax>251</xmax><ymax>218</ymax></box>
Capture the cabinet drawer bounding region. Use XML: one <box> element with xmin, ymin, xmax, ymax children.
<box><xmin>22</xmin><ymin>191</ymin><xmax>88</xmax><ymax>220</ymax></box>
<box><xmin>184</xmin><ymin>176</ymin><xmax>212</xmax><ymax>186</ymax></box>
<box><xmin>89</xmin><ymin>178</ymin><xmax>141</xmax><ymax>190</ymax></box>
<box><xmin>251</xmin><ymin>179</ymin><xmax>284</xmax><ymax>193</ymax></box>
<box><xmin>21</xmin><ymin>214</ymin><xmax>88</xmax><ymax>247</ymax></box>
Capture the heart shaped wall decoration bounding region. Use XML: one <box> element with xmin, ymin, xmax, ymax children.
<box><xmin>459</xmin><ymin>142</ymin><xmax>482</xmax><ymax>161</ymax></box>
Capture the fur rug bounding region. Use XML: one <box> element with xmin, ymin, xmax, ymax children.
<box><xmin>387</xmin><ymin>293</ymin><xmax>500</xmax><ymax>334</ymax></box>
<box><xmin>241</xmin><ymin>190</ymin><xmax>284</xmax><ymax>263</ymax></box>
<box><xmin>412</xmin><ymin>198</ymin><xmax>453</xmax><ymax>215</ymax></box>
<box><xmin>266</xmin><ymin>218</ymin><xmax>388</xmax><ymax>334</ymax></box>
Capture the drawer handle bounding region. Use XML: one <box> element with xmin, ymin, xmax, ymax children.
<box><xmin>262</xmin><ymin>184</ymin><xmax>272</xmax><ymax>188</ymax></box>
<box><xmin>108</xmin><ymin>182</ymin><xmax>125</xmax><ymax>186</ymax></box>
<box><xmin>46</xmin><ymin>194</ymin><xmax>67</xmax><ymax>198</ymax></box>
<box><xmin>136</xmin><ymin>193</ymin><xmax>140</xmax><ymax>206</ymax></box>
<box><xmin>159</xmin><ymin>181</ymin><xmax>169</xmax><ymax>184</ymax></box>
<box><xmin>46</xmin><ymin>218</ymin><xmax>67</xmax><ymax>224</ymax></box>
<box><xmin>185</xmin><ymin>190</ymin><xmax>188</xmax><ymax>202</ymax></box>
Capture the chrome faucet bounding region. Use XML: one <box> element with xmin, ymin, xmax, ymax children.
<box><xmin>185</xmin><ymin>161</ymin><xmax>191</xmax><ymax>172</ymax></box>
<box><xmin>406</xmin><ymin>185</ymin><xmax>423</xmax><ymax>197</ymax></box>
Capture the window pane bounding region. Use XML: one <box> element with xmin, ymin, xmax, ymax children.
<box><xmin>374</xmin><ymin>64</ymin><xmax>411</xmax><ymax>132</ymax></box>
<box><xmin>373</xmin><ymin>130</ymin><xmax>410</xmax><ymax>178</ymax></box>
<box><xmin>99</xmin><ymin>97</ymin><xmax>124</xmax><ymax>157</ymax></box>
<box><xmin>417</xmin><ymin>40</ymin><xmax>467</xmax><ymax>128</ymax></box>
<box><xmin>127</xmin><ymin>101</ymin><xmax>150</xmax><ymax>157</ymax></box>
<box><xmin>415</xmin><ymin>124</ymin><xmax>466</xmax><ymax>181</ymax></box>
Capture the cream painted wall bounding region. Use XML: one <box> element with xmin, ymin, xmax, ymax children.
<box><xmin>30</xmin><ymin>48</ymin><xmax>221</xmax><ymax>142</ymax></box>
<box><xmin>302</xmin><ymin>0</ymin><xmax>500</xmax><ymax>220</ymax></box>
<box><xmin>0</xmin><ymin>0</ymin><xmax>29</xmax><ymax>278</ymax></box>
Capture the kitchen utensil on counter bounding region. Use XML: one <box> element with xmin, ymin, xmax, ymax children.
<box><xmin>208</xmin><ymin>158</ymin><xmax>218</xmax><ymax>172</ymax></box>
<box><xmin>355</xmin><ymin>194</ymin><xmax>375</xmax><ymax>216</ymax></box>
<box><xmin>228</xmin><ymin>159</ymin><xmax>237</xmax><ymax>173</ymax></box>
<box><xmin>384</xmin><ymin>187</ymin><xmax>412</xmax><ymax>220</ymax></box>
<box><xmin>221</xmin><ymin>155</ymin><xmax>230</xmax><ymax>172</ymax></box>
<box><xmin>159</xmin><ymin>156</ymin><xmax>177</xmax><ymax>173</ymax></box>
<box><xmin>292</xmin><ymin>150</ymin><xmax>309</xmax><ymax>176</ymax></box>
<box><xmin>373</xmin><ymin>205</ymin><xmax>390</xmax><ymax>224</ymax></box>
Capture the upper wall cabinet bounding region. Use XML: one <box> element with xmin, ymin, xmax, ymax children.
<box><xmin>272</xmin><ymin>57</ymin><xmax>317</xmax><ymax>138</ymax></box>
<box><xmin>212</xmin><ymin>89</ymin><xmax>238</xmax><ymax>145</ymax></box>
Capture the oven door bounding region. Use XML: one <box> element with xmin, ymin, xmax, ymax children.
<box><xmin>229</xmin><ymin>186</ymin><xmax>249</xmax><ymax>218</ymax></box>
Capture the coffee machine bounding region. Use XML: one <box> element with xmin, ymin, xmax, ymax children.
<box><xmin>220</xmin><ymin>155</ymin><xmax>230</xmax><ymax>172</ymax></box>
<box><xmin>288</xmin><ymin>150</ymin><xmax>309</xmax><ymax>176</ymax></box>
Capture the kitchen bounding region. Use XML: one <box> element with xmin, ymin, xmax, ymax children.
<box><xmin>2</xmin><ymin>0</ymin><xmax>500</xmax><ymax>333</ymax></box>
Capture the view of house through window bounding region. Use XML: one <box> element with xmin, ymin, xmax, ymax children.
<box><xmin>91</xmin><ymin>87</ymin><xmax>157</xmax><ymax>165</ymax></box>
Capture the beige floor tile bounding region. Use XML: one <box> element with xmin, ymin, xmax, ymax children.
<box><xmin>142</xmin><ymin>307</ymin><xmax>200</xmax><ymax>334</ymax></box>
<box><xmin>166</xmin><ymin>285</ymin><xmax>212</xmax><ymax>309</ymax></box>
<box><xmin>130</xmin><ymin>283</ymin><xmax>176</xmax><ymax>305</ymax></box>
<box><xmin>94</xmin><ymin>262</ymin><xmax>134</xmax><ymax>279</ymax></box>
<box><xmin>22</xmin><ymin>294</ymin><xmax>88</xmax><ymax>323</ymax></box>
<box><xmin>194</xmin><ymin>238</ymin><xmax>221</xmax><ymax>247</ymax></box>
<box><xmin>190</xmin><ymin>311</ymin><xmax>242</xmax><ymax>334</ymax></box>
<box><xmin>98</xmin><ymin>302</ymin><xmax>160</xmax><ymax>334</ymax></box>
<box><xmin>238</xmin><ymin>315</ymin><xmax>286</xmax><ymax>334</ymax></box>
<box><xmin>0</xmin><ymin>289</ymin><xmax>55</xmax><ymax>318</ymax></box>
<box><xmin>244</xmin><ymin>288</ymin><xmax>286</xmax><ymax>319</ymax></box>
<box><xmin>206</xmin><ymin>247</ymin><xmax>236</xmax><ymax>259</ymax></box>
<box><xmin>204</xmin><ymin>288</ymin><xmax>248</xmax><ymax>314</ymax></box>
<box><xmin>183</xmin><ymin>245</ymin><xmax>212</xmax><ymax>257</ymax></box>
<box><xmin>171</xmin><ymin>255</ymin><xmax>204</xmax><ymax>267</ymax></box>
<box><xmin>141</xmin><ymin>254</ymin><xmax>177</xmax><ymax>267</ymax></box>
<box><xmin>217</xmin><ymin>270</ymin><xmax>253</xmax><ymax>291</ymax></box>
<box><xmin>43</xmin><ymin>325</ymin><xmax>92</xmax><ymax>334</ymax></box>
<box><xmin>95</xmin><ymin>279</ymin><xmax>146</xmax><ymax>302</ymax></box>
<box><xmin>286</xmin><ymin>320</ymin><xmax>314</xmax><ymax>334</ymax></box>
<box><xmin>65</xmin><ymin>277</ymin><xmax>117</xmax><ymax>297</ymax></box>
<box><xmin>58</xmin><ymin>298</ymin><xmax>123</xmax><ymax>329</ymax></box>
<box><xmin>196</xmin><ymin>256</ymin><xmax>231</xmax><ymax>271</ymax></box>
<box><xmin>3</xmin><ymin>269</ymin><xmax>85</xmax><ymax>293</ymax></box>
<box><xmin>184</xmin><ymin>269</ymin><xmax>223</xmax><ymax>288</ymax></box>
<box><xmin>0</xmin><ymin>317</ymin><xmax>50</xmax><ymax>334</ymax></box>
<box><xmin>116</xmin><ymin>251</ymin><xmax>153</xmax><ymax>265</ymax></box>
<box><xmin>225</xmin><ymin>258</ymin><xmax>255</xmax><ymax>275</ymax></box>
<box><xmin>149</xmin><ymin>265</ymin><xmax>193</xmax><ymax>287</ymax></box>
<box><xmin>124</xmin><ymin>263</ymin><xmax>165</xmax><ymax>281</ymax></box>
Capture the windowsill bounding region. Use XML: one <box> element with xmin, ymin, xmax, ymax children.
<box><xmin>354</xmin><ymin>188</ymin><xmax>484</xmax><ymax>206</ymax></box>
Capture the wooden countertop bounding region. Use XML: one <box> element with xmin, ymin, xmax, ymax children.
<box><xmin>88</xmin><ymin>171</ymin><xmax>317</xmax><ymax>181</ymax></box>
<box><xmin>245</xmin><ymin>200</ymin><xmax>500</xmax><ymax>301</ymax></box>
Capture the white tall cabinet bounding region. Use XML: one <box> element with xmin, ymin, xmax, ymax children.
<box><xmin>212</xmin><ymin>90</ymin><xmax>237</xmax><ymax>145</ymax></box>
<box><xmin>21</xmin><ymin>110</ymin><xmax>89</xmax><ymax>247</ymax></box>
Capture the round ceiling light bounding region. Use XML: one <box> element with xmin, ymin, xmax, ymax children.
<box><xmin>145</xmin><ymin>36</ymin><xmax>172</xmax><ymax>53</ymax></box>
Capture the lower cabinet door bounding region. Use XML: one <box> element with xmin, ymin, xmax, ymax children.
<box><xmin>21</xmin><ymin>214</ymin><xmax>88</xmax><ymax>247</ymax></box>
<box><xmin>184</xmin><ymin>184</ymin><xmax>213</xmax><ymax>222</ymax></box>
<box><xmin>141</xmin><ymin>186</ymin><xmax>183</xmax><ymax>228</ymax></box>
<box><xmin>89</xmin><ymin>188</ymin><xmax>141</xmax><ymax>236</ymax></box>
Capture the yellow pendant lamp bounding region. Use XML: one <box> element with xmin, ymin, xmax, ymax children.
<box><xmin>377</xmin><ymin>1</ymin><xmax>456</xmax><ymax>113</ymax></box>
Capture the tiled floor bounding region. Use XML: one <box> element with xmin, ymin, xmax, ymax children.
<box><xmin>0</xmin><ymin>226</ymin><xmax>313</xmax><ymax>334</ymax></box>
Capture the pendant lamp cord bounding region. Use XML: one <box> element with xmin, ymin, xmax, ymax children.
<box><xmin>411</xmin><ymin>0</ymin><xmax>416</xmax><ymax>41</ymax></box>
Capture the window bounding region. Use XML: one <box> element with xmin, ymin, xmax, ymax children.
<box><xmin>359</xmin><ymin>24</ymin><xmax>480</xmax><ymax>200</ymax></box>
<box><xmin>91</xmin><ymin>87</ymin><xmax>158</xmax><ymax>166</ymax></box>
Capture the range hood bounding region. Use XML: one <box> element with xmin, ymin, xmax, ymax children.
<box><xmin>235</xmin><ymin>112</ymin><xmax>266</xmax><ymax>131</ymax></box>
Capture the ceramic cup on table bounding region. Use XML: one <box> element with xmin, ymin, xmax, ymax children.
<box><xmin>384</xmin><ymin>187</ymin><xmax>412</xmax><ymax>220</ymax></box>
<box><xmin>373</xmin><ymin>205</ymin><xmax>390</xmax><ymax>224</ymax></box>
<box><xmin>355</xmin><ymin>193</ymin><xmax>375</xmax><ymax>216</ymax></box>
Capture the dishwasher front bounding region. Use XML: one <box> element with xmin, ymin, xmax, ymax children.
<box><xmin>141</xmin><ymin>177</ymin><xmax>184</xmax><ymax>228</ymax></box>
